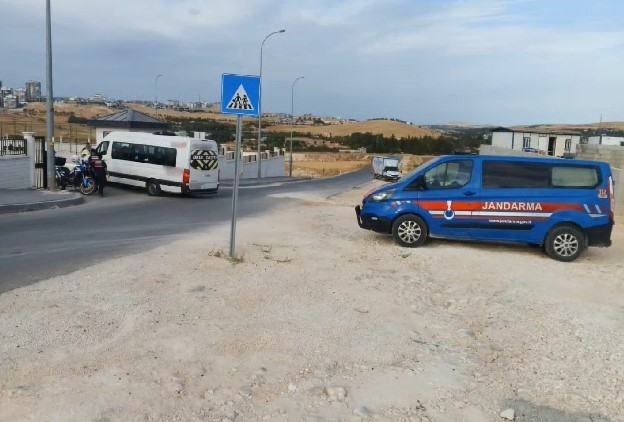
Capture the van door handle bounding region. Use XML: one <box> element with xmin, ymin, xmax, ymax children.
<box><xmin>463</xmin><ymin>191</ymin><xmax>477</xmax><ymax>196</ymax></box>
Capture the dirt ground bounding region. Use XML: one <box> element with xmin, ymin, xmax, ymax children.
<box><xmin>1</xmin><ymin>182</ymin><xmax>623</xmax><ymax>422</ymax></box>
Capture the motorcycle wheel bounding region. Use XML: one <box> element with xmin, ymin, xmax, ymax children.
<box><xmin>79</xmin><ymin>177</ymin><xmax>97</xmax><ymax>195</ymax></box>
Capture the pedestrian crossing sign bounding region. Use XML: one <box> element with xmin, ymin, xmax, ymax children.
<box><xmin>221</xmin><ymin>74</ymin><xmax>260</xmax><ymax>117</ymax></box>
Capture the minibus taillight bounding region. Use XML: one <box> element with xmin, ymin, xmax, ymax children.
<box><xmin>183</xmin><ymin>168</ymin><xmax>190</xmax><ymax>185</ymax></box>
<box><xmin>608</xmin><ymin>175</ymin><xmax>615</xmax><ymax>221</ymax></box>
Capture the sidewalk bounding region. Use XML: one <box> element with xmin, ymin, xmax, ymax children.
<box><xmin>0</xmin><ymin>189</ymin><xmax>84</xmax><ymax>215</ymax></box>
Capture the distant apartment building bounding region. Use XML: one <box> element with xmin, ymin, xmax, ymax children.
<box><xmin>25</xmin><ymin>80</ymin><xmax>42</xmax><ymax>102</ymax></box>
<box><xmin>3</xmin><ymin>94</ymin><xmax>17</xmax><ymax>109</ymax></box>
<box><xmin>90</xmin><ymin>93</ymin><xmax>107</xmax><ymax>102</ymax></box>
<box><xmin>14</xmin><ymin>87</ymin><xmax>27</xmax><ymax>104</ymax></box>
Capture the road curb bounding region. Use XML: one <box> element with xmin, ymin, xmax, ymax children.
<box><xmin>0</xmin><ymin>194</ymin><xmax>84</xmax><ymax>215</ymax></box>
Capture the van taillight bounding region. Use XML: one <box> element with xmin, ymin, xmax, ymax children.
<box><xmin>608</xmin><ymin>175</ymin><xmax>615</xmax><ymax>221</ymax></box>
<box><xmin>183</xmin><ymin>169</ymin><xmax>190</xmax><ymax>185</ymax></box>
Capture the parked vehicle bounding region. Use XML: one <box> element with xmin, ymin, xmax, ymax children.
<box><xmin>355</xmin><ymin>155</ymin><xmax>615</xmax><ymax>262</ymax></box>
<box><xmin>371</xmin><ymin>156</ymin><xmax>401</xmax><ymax>181</ymax></box>
<box><xmin>67</xmin><ymin>156</ymin><xmax>97</xmax><ymax>195</ymax></box>
<box><xmin>54</xmin><ymin>157</ymin><xmax>70</xmax><ymax>190</ymax></box>
<box><xmin>92</xmin><ymin>132</ymin><xmax>219</xmax><ymax>196</ymax></box>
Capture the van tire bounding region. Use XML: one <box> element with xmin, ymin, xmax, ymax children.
<box><xmin>544</xmin><ymin>224</ymin><xmax>586</xmax><ymax>262</ymax></box>
<box><xmin>392</xmin><ymin>214</ymin><xmax>428</xmax><ymax>248</ymax></box>
<box><xmin>147</xmin><ymin>180</ymin><xmax>161</xmax><ymax>196</ymax></box>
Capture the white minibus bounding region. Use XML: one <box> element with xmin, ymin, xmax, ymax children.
<box><xmin>93</xmin><ymin>132</ymin><xmax>219</xmax><ymax>196</ymax></box>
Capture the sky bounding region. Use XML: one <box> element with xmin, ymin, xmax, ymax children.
<box><xmin>1</xmin><ymin>0</ymin><xmax>623</xmax><ymax>125</ymax></box>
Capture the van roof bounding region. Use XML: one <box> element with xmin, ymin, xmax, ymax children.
<box><xmin>445</xmin><ymin>154</ymin><xmax>611</xmax><ymax>169</ymax></box>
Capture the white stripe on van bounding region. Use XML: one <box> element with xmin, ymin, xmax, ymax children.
<box><xmin>583</xmin><ymin>204</ymin><xmax>591</xmax><ymax>213</ymax></box>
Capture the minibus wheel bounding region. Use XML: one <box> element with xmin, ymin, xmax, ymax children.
<box><xmin>147</xmin><ymin>180</ymin><xmax>161</xmax><ymax>196</ymax></box>
<box><xmin>544</xmin><ymin>224</ymin><xmax>586</xmax><ymax>262</ymax></box>
<box><xmin>392</xmin><ymin>214</ymin><xmax>428</xmax><ymax>248</ymax></box>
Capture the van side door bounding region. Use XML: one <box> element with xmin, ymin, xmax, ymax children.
<box><xmin>415</xmin><ymin>158</ymin><xmax>479</xmax><ymax>239</ymax></box>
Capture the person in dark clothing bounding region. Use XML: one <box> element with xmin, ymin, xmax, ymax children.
<box><xmin>91</xmin><ymin>154</ymin><xmax>108</xmax><ymax>196</ymax></box>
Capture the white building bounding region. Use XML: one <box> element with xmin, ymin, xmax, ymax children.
<box><xmin>490</xmin><ymin>127</ymin><xmax>581</xmax><ymax>157</ymax></box>
<box><xmin>587</xmin><ymin>135</ymin><xmax>624</xmax><ymax>147</ymax></box>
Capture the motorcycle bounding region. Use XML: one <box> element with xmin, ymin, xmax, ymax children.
<box><xmin>67</xmin><ymin>156</ymin><xmax>97</xmax><ymax>195</ymax></box>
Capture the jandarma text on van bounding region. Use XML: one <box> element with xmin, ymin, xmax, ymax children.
<box><xmin>481</xmin><ymin>202</ymin><xmax>542</xmax><ymax>211</ymax></box>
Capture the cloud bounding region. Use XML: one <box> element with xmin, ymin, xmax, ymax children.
<box><xmin>1</xmin><ymin>0</ymin><xmax>623</xmax><ymax>125</ymax></box>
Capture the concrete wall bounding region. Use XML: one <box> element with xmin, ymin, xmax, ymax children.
<box><xmin>218</xmin><ymin>153</ymin><xmax>285</xmax><ymax>179</ymax></box>
<box><xmin>0</xmin><ymin>156</ymin><xmax>32</xmax><ymax>189</ymax></box>
<box><xmin>576</xmin><ymin>144</ymin><xmax>624</xmax><ymax>215</ymax></box>
<box><xmin>0</xmin><ymin>132</ymin><xmax>35</xmax><ymax>189</ymax></box>
<box><xmin>576</xmin><ymin>144</ymin><xmax>624</xmax><ymax>169</ymax></box>
<box><xmin>479</xmin><ymin>144</ymin><xmax>551</xmax><ymax>158</ymax></box>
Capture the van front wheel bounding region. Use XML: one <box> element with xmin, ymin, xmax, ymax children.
<box><xmin>392</xmin><ymin>214</ymin><xmax>428</xmax><ymax>248</ymax></box>
<box><xmin>147</xmin><ymin>180</ymin><xmax>161</xmax><ymax>196</ymax></box>
<box><xmin>544</xmin><ymin>224</ymin><xmax>586</xmax><ymax>262</ymax></box>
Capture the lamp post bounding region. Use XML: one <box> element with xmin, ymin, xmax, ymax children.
<box><xmin>290</xmin><ymin>76</ymin><xmax>304</xmax><ymax>178</ymax></box>
<box><xmin>45</xmin><ymin>0</ymin><xmax>56</xmax><ymax>190</ymax></box>
<box><xmin>155</xmin><ymin>74</ymin><xmax>163</xmax><ymax>116</ymax></box>
<box><xmin>257</xmin><ymin>29</ymin><xmax>286</xmax><ymax>179</ymax></box>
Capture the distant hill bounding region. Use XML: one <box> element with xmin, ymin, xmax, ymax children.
<box><xmin>266</xmin><ymin>120</ymin><xmax>439</xmax><ymax>139</ymax></box>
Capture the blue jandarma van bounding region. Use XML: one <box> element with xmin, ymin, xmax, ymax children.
<box><xmin>355</xmin><ymin>155</ymin><xmax>615</xmax><ymax>262</ymax></box>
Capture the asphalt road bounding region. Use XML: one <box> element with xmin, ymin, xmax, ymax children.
<box><xmin>0</xmin><ymin>169</ymin><xmax>371</xmax><ymax>293</ymax></box>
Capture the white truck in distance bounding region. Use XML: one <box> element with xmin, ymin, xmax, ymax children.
<box><xmin>371</xmin><ymin>156</ymin><xmax>401</xmax><ymax>181</ymax></box>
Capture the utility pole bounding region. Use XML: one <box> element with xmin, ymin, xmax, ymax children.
<box><xmin>257</xmin><ymin>29</ymin><xmax>286</xmax><ymax>179</ymax></box>
<box><xmin>45</xmin><ymin>0</ymin><xmax>56</xmax><ymax>189</ymax></box>
<box><xmin>155</xmin><ymin>74</ymin><xmax>163</xmax><ymax>116</ymax></box>
<box><xmin>290</xmin><ymin>76</ymin><xmax>304</xmax><ymax>177</ymax></box>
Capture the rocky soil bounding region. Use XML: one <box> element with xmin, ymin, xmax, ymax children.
<box><xmin>1</xmin><ymin>182</ymin><xmax>623</xmax><ymax>422</ymax></box>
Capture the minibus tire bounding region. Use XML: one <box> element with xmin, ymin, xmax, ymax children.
<box><xmin>392</xmin><ymin>214</ymin><xmax>428</xmax><ymax>248</ymax></box>
<box><xmin>147</xmin><ymin>180</ymin><xmax>161</xmax><ymax>196</ymax></box>
<box><xmin>544</xmin><ymin>224</ymin><xmax>586</xmax><ymax>262</ymax></box>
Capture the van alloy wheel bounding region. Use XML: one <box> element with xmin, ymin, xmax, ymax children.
<box><xmin>553</xmin><ymin>233</ymin><xmax>579</xmax><ymax>258</ymax></box>
<box><xmin>398</xmin><ymin>220</ymin><xmax>422</xmax><ymax>244</ymax></box>
<box><xmin>392</xmin><ymin>214</ymin><xmax>428</xmax><ymax>248</ymax></box>
<box><xmin>544</xmin><ymin>224</ymin><xmax>586</xmax><ymax>262</ymax></box>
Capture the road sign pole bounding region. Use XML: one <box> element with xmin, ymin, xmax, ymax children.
<box><xmin>229</xmin><ymin>115</ymin><xmax>243</xmax><ymax>257</ymax></box>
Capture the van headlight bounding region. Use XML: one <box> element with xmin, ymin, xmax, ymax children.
<box><xmin>369</xmin><ymin>189</ymin><xmax>395</xmax><ymax>202</ymax></box>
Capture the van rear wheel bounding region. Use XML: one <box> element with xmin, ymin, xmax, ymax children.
<box><xmin>544</xmin><ymin>224</ymin><xmax>586</xmax><ymax>262</ymax></box>
<box><xmin>147</xmin><ymin>180</ymin><xmax>161</xmax><ymax>196</ymax></box>
<box><xmin>392</xmin><ymin>214</ymin><xmax>428</xmax><ymax>248</ymax></box>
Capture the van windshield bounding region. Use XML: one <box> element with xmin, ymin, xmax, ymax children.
<box><xmin>402</xmin><ymin>157</ymin><xmax>441</xmax><ymax>180</ymax></box>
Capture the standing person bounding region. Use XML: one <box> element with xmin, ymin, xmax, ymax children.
<box><xmin>92</xmin><ymin>153</ymin><xmax>108</xmax><ymax>196</ymax></box>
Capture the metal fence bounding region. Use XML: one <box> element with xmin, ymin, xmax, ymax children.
<box><xmin>0</xmin><ymin>137</ymin><xmax>27</xmax><ymax>157</ymax></box>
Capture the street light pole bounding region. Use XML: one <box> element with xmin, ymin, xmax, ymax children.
<box><xmin>155</xmin><ymin>74</ymin><xmax>163</xmax><ymax>116</ymax></box>
<box><xmin>257</xmin><ymin>29</ymin><xmax>285</xmax><ymax>179</ymax></box>
<box><xmin>45</xmin><ymin>0</ymin><xmax>55</xmax><ymax>190</ymax></box>
<box><xmin>290</xmin><ymin>76</ymin><xmax>304</xmax><ymax>178</ymax></box>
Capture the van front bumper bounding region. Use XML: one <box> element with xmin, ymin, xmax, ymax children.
<box><xmin>586</xmin><ymin>220</ymin><xmax>613</xmax><ymax>247</ymax></box>
<box><xmin>355</xmin><ymin>205</ymin><xmax>391</xmax><ymax>233</ymax></box>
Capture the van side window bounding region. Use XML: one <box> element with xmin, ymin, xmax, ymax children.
<box><xmin>482</xmin><ymin>161</ymin><xmax>600</xmax><ymax>189</ymax></box>
<box><xmin>552</xmin><ymin>166</ymin><xmax>599</xmax><ymax>188</ymax></box>
<box><xmin>424</xmin><ymin>160</ymin><xmax>473</xmax><ymax>189</ymax></box>
<box><xmin>111</xmin><ymin>141</ymin><xmax>177</xmax><ymax>167</ymax></box>
<box><xmin>482</xmin><ymin>161</ymin><xmax>550</xmax><ymax>188</ymax></box>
